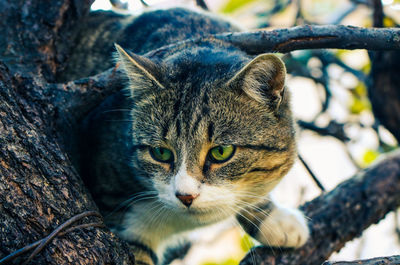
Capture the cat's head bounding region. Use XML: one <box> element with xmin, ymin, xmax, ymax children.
<box><xmin>115</xmin><ymin>44</ymin><xmax>296</xmax><ymax>225</ymax></box>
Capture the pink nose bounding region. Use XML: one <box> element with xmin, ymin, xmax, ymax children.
<box><xmin>175</xmin><ymin>193</ymin><xmax>199</xmax><ymax>207</ymax></box>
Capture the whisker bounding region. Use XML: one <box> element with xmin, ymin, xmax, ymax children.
<box><xmin>218</xmin><ymin>206</ymin><xmax>257</xmax><ymax>265</ymax></box>
<box><xmin>228</xmin><ymin>204</ymin><xmax>271</xmax><ymax>246</ymax></box>
<box><xmin>105</xmin><ymin>191</ymin><xmax>158</xmax><ymax>219</ymax></box>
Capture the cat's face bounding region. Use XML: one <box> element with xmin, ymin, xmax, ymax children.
<box><xmin>116</xmin><ymin>44</ymin><xmax>296</xmax><ymax>225</ymax></box>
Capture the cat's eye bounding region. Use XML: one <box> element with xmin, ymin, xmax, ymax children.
<box><xmin>150</xmin><ymin>147</ymin><xmax>174</xmax><ymax>163</ymax></box>
<box><xmin>209</xmin><ymin>145</ymin><xmax>235</xmax><ymax>163</ymax></box>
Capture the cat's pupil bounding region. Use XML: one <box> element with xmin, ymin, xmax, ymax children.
<box><xmin>159</xmin><ymin>149</ymin><xmax>164</xmax><ymax>155</ymax></box>
<box><xmin>218</xmin><ymin>146</ymin><xmax>224</xmax><ymax>155</ymax></box>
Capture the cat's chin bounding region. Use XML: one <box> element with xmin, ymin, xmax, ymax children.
<box><xmin>176</xmin><ymin>206</ymin><xmax>233</xmax><ymax>225</ymax></box>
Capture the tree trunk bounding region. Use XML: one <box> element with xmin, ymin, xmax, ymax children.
<box><xmin>0</xmin><ymin>1</ymin><xmax>134</xmax><ymax>264</ymax></box>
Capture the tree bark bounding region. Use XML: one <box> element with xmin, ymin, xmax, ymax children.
<box><xmin>240</xmin><ymin>151</ymin><xmax>400</xmax><ymax>265</ymax></box>
<box><xmin>147</xmin><ymin>25</ymin><xmax>400</xmax><ymax>57</ymax></box>
<box><xmin>322</xmin><ymin>255</ymin><xmax>400</xmax><ymax>265</ymax></box>
<box><xmin>0</xmin><ymin>1</ymin><xmax>134</xmax><ymax>264</ymax></box>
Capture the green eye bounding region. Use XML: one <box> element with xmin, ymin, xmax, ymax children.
<box><xmin>150</xmin><ymin>147</ymin><xmax>173</xmax><ymax>163</ymax></box>
<box><xmin>209</xmin><ymin>145</ymin><xmax>236</xmax><ymax>163</ymax></box>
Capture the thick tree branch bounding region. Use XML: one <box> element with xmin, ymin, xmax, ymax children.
<box><xmin>240</xmin><ymin>151</ymin><xmax>400</xmax><ymax>265</ymax></box>
<box><xmin>322</xmin><ymin>255</ymin><xmax>400</xmax><ymax>265</ymax></box>
<box><xmin>147</xmin><ymin>25</ymin><xmax>400</xmax><ymax>57</ymax></box>
<box><xmin>46</xmin><ymin>67</ymin><xmax>124</xmax><ymax>125</ymax></box>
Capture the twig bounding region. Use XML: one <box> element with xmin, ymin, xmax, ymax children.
<box><xmin>23</xmin><ymin>211</ymin><xmax>102</xmax><ymax>265</ymax></box>
<box><xmin>349</xmin><ymin>0</ymin><xmax>370</xmax><ymax>6</ymax></box>
<box><xmin>298</xmin><ymin>120</ymin><xmax>350</xmax><ymax>142</ymax></box>
<box><xmin>0</xmin><ymin>211</ymin><xmax>103</xmax><ymax>265</ymax></box>
<box><xmin>140</xmin><ymin>0</ymin><xmax>149</xmax><ymax>7</ymax></box>
<box><xmin>109</xmin><ymin>0</ymin><xmax>128</xmax><ymax>10</ymax></box>
<box><xmin>59</xmin><ymin>222</ymin><xmax>105</xmax><ymax>236</ymax></box>
<box><xmin>372</xmin><ymin>0</ymin><xmax>383</xmax><ymax>28</ymax></box>
<box><xmin>332</xmin><ymin>3</ymin><xmax>358</xmax><ymax>24</ymax></box>
<box><xmin>257</xmin><ymin>0</ymin><xmax>292</xmax><ymax>28</ymax></box>
<box><xmin>298</xmin><ymin>154</ymin><xmax>326</xmax><ymax>192</ymax></box>
<box><xmin>196</xmin><ymin>0</ymin><xmax>209</xmax><ymax>10</ymax></box>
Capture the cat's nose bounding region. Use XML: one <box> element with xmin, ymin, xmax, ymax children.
<box><xmin>175</xmin><ymin>192</ymin><xmax>199</xmax><ymax>207</ymax></box>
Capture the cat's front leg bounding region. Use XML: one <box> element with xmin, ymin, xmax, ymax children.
<box><xmin>236</xmin><ymin>198</ymin><xmax>310</xmax><ymax>248</ymax></box>
<box><xmin>127</xmin><ymin>241</ymin><xmax>158</xmax><ymax>265</ymax></box>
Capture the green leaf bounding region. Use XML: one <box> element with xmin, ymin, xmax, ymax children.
<box><xmin>362</xmin><ymin>149</ymin><xmax>380</xmax><ymax>166</ymax></box>
<box><xmin>220</xmin><ymin>0</ymin><xmax>258</xmax><ymax>13</ymax></box>
<box><xmin>354</xmin><ymin>82</ymin><xmax>367</xmax><ymax>97</ymax></box>
<box><xmin>349</xmin><ymin>96</ymin><xmax>371</xmax><ymax>114</ymax></box>
<box><xmin>240</xmin><ymin>234</ymin><xmax>255</xmax><ymax>252</ymax></box>
<box><xmin>202</xmin><ymin>259</ymin><xmax>239</xmax><ymax>265</ymax></box>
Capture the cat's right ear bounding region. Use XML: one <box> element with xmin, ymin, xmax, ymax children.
<box><xmin>114</xmin><ymin>44</ymin><xmax>165</xmax><ymax>92</ymax></box>
<box><xmin>227</xmin><ymin>54</ymin><xmax>286</xmax><ymax>111</ymax></box>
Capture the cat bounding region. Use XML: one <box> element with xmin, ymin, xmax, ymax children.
<box><xmin>77</xmin><ymin>7</ymin><xmax>310</xmax><ymax>265</ymax></box>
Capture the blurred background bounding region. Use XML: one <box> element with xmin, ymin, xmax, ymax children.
<box><xmin>91</xmin><ymin>0</ymin><xmax>400</xmax><ymax>264</ymax></box>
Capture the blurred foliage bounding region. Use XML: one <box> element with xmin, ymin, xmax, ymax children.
<box><xmin>384</xmin><ymin>16</ymin><xmax>396</xmax><ymax>26</ymax></box>
<box><xmin>362</xmin><ymin>149</ymin><xmax>380</xmax><ymax>167</ymax></box>
<box><xmin>349</xmin><ymin>82</ymin><xmax>371</xmax><ymax>114</ymax></box>
<box><xmin>202</xmin><ymin>258</ymin><xmax>239</xmax><ymax>265</ymax></box>
<box><xmin>240</xmin><ymin>234</ymin><xmax>255</xmax><ymax>252</ymax></box>
<box><xmin>201</xmin><ymin>234</ymin><xmax>255</xmax><ymax>265</ymax></box>
<box><xmin>220</xmin><ymin>0</ymin><xmax>258</xmax><ymax>13</ymax></box>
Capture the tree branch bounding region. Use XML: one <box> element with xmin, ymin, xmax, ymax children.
<box><xmin>46</xmin><ymin>66</ymin><xmax>124</xmax><ymax>125</ymax></box>
<box><xmin>147</xmin><ymin>25</ymin><xmax>400</xmax><ymax>57</ymax></box>
<box><xmin>240</xmin><ymin>150</ymin><xmax>400</xmax><ymax>265</ymax></box>
<box><xmin>196</xmin><ymin>0</ymin><xmax>209</xmax><ymax>10</ymax></box>
<box><xmin>322</xmin><ymin>255</ymin><xmax>400</xmax><ymax>265</ymax></box>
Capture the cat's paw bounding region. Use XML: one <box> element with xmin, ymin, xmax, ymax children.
<box><xmin>256</xmin><ymin>206</ymin><xmax>309</xmax><ymax>248</ymax></box>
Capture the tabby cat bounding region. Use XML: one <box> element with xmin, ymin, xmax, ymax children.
<box><xmin>78</xmin><ymin>7</ymin><xmax>309</xmax><ymax>265</ymax></box>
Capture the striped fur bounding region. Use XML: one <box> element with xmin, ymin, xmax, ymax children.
<box><xmin>79</xmin><ymin>7</ymin><xmax>309</xmax><ymax>265</ymax></box>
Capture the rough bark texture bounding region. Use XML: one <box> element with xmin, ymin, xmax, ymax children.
<box><xmin>240</xmin><ymin>151</ymin><xmax>400</xmax><ymax>265</ymax></box>
<box><xmin>0</xmin><ymin>0</ymin><xmax>92</xmax><ymax>80</ymax></box>
<box><xmin>147</xmin><ymin>26</ymin><xmax>400</xmax><ymax>57</ymax></box>
<box><xmin>0</xmin><ymin>1</ymin><xmax>134</xmax><ymax>264</ymax></box>
<box><xmin>322</xmin><ymin>255</ymin><xmax>400</xmax><ymax>265</ymax></box>
<box><xmin>1</xmin><ymin>1</ymin><xmax>400</xmax><ymax>264</ymax></box>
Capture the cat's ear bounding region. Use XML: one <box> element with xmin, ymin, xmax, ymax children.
<box><xmin>227</xmin><ymin>54</ymin><xmax>286</xmax><ymax>111</ymax></box>
<box><xmin>114</xmin><ymin>44</ymin><xmax>165</xmax><ymax>91</ymax></box>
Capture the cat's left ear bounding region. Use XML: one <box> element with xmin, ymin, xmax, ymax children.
<box><xmin>227</xmin><ymin>54</ymin><xmax>286</xmax><ymax>111</ymax></box>
<box><xmin>114</xmin><ymin>44</ymin><xmax>165</xmax><ymax>91</ymax></box>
